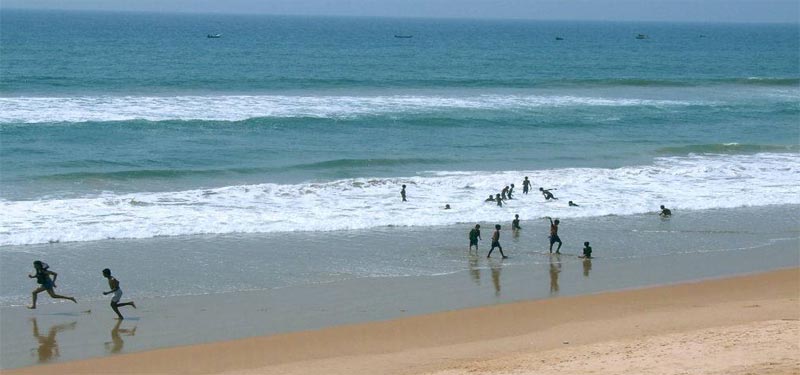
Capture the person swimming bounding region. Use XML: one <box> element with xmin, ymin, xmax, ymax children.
<box><xmin>485</xmin><ymin>195</ymin><xmax>495</xmax><ymax>202</ymax></box>
<box><xmin>569</xmin><ymin>201</ymin><xmax>579</xmax><ymax>207</ymax></box>
<box><xmin>660</xmin><ymin>205</ymin><xmax>672</xmax><ymax>217</ymax></box>
<box><xmin>540</xmin><ymin>187</ymin><xmax>558</xmax><ymax>200</ymax></box>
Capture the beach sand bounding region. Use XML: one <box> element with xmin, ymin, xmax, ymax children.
<box><xmin>5</xmin><ymin>268</ymin><xmax>797</xmax><ymax>375</ymax></box>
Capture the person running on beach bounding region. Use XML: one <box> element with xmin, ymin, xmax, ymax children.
<box><xmin>28</xmin><ymin>261</ymin><xmax>77</xmax><ymax>309</ymax></box>
<box><xmin>580</xmin><ymin>241</ymin><xmax>593</xmax><ymax>259</ymax></box>
<box><xmin>102</xmin><ymin>268</ymin><xmax>136</xmax><ymax>320</ymax></box>
<box><xmin>508</xmin><ymin>184</ymin><xmax>515</xmax><ymax>199</ymax></box>
<box><xmin>512</xmin><ymin>214</ymin><xmax>521</xmax><ymax>231</ymax></box>
<box><xmin>400</xmin><ymin>185</ymin><xmax>407</xmax><ymax>202</ymax></box>
<box><xmin>659</xmin><ymin>205</ymin><xmax>672</xmax><ymax>217</ymax></box>
<box><xmin>569</xmin><ymin>201</ymin><xmax>579</xmax><ymax>207</ymax></box>
<box><xmin>546</xmin><ymin>217</ymin><xmax>563</xmax><ymax>254</ymax></box>
<box><xmin>522</xmin><ymin>177</ymin><xmax>531</xmax><ymax>194</ymax></box>
<box><xmin>540</xmin><ymin>187</ymin><xmax>558</xmax><ymax>200</ymax></box>
<box><xmin>495</xmin><ymin>194</ymin><xmax>503</xmax><ymax>207</ymax></box>
<box><xmin>468</xmin><ymin>224</ymin><xmax>482</xmax><ymax>252</ymax></box>
<box><xmin>485</xmin><ymin>195</ymin><xmax>495</xmax><ymax>202</ymax></box>
<box><xmin>501</xmin><ymin>186</ymin><xmax>510</xmax><ymax>200</ymax></box>
<box><xmin>487</xmin><ymin>224</ymin><xmax>508</xmax><ymax>259</ymax></box>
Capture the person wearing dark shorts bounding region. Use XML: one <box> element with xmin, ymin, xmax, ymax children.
<box><xmin>512</xmin><ymin>214</ymin><xmax>521</xmax><ymax>231</ymax></box>
<box><xmin>547</xmin><ymin>217</ymin><xmax>562</xmax><ymax>253</ymax></box>
<box><xmin>27</xmin><ymin>260</ymin><xmax>77</xmax><ymax>309</ymax></box>
<box><xmin>401</xmin><ymin>185</ymin><xmax>407</xmax><ymax>202</ymax></box>
<box><xmin>487</xmin><ymin>224</ymin><xmax>508</xmax><ymax>258</ymax></box>
<box><xmin>468</xmin><ymin>224</ymin><xmax>481</xmax><ymax>252</ymax></box>
<box><xmin>496</xmin><ymin>194</ymin><xmax>503</xmax><ymax>207</ymax></box>
<box><xmin>522</xmin><ymin>177</ymin><xmax>531</xmax><ymax>194</ymax></box>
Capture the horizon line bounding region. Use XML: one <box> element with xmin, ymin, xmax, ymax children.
<box><xmin>2</xmin><ymin>7</ymin><xmax>798</xmax><ymax>25</ymax></box>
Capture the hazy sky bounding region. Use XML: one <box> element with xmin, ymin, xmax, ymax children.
<box><xmin>3</xmin><ymin>0</ymin><xmax>799</xmax><ymax>23</ymax></box>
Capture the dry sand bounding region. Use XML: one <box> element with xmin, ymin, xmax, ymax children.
<box><xmin>5</xmin><ymin>268</ymin><xmax>798</xmax><ymax>375</ymax></box>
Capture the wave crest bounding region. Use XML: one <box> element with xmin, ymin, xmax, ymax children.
<box><xmin>1</xmin><ymin>153</ymin><xmax>798</xmax><ymax>246</ymax></box>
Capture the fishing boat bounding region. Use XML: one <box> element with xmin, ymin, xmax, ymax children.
<box><xmin>207</xmin><ymin>34</ymin><xmax>222</xmax><ymax>38</ymax></box>
<box><xmin>635</xmin><ymin>34</ymin><xmax>648</xmax><ymax>39</ymax></box>
<box><xmin>555</xmin><ymin>37</ymin><xmax>564</xmax><ymax>40</ymax></box>
<box><xmin>394</xmin><ymin>35</ymin><xmax>413</xmax><ymax>38</ymax></box>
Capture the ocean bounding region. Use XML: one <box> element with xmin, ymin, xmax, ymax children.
<box><xmin>1</xmin><ymin>10</ymin><xmax>798</xmax><ymax>303</ymax></box>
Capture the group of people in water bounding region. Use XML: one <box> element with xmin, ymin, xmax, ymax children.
<box><xmin>27</xmin><ymin>179</ymin><xmax>672</xmax><ymax>315</ymax></box>
<box><xmin>402</xmin><ymin>176</ymin><xmax>672</xmax><ymax>261</ymax></box>
<box><xmin>27</xmin><ymin>261</ymin><xmax>136</xmax><ymax>319</ymax></box>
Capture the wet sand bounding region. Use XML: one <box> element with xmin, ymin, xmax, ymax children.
<box><xmin>5</xmin><ymin>268</ymin><xmax>798</xmax><ymax>375</ymax></box>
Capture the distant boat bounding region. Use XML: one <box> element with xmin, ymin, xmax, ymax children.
<box><xmin>635</xmin><ymin>34</ymin><xmax>648</xmax><ymax>39</ymax></box>
<box><xmin>207</xmin><ymin>34</ymin><xmax>222</xmax><ymax>38</ymax></box>
<box><xmin>555</xmin><ymin>37</ymin><xmax>564</xmax><ymax>40</ymax></box>
<box><xmin>394</xmin><ymin>35</ymin><xmax>413</xmax><ymax>38</ymax></box>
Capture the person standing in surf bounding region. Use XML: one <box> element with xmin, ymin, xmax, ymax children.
<box><xmin>522</xmin><ymin>177</ymin><xmax>531</xmax><ymax>194</ymax></box>
<box><xmin>512</xmin><ymin>214</ymin><xmax>521</xmax><ymax>231</ymax></box>
<box><xmin>468</xmin><ymin>224</ymin><xmax>482</xmax><ymax>253</ymax></box>
<box><xmin>487</xmin><ymin>224</ymin><xmax>508</xmax><ymax>259</ymax></box>
<box><xmin>508</xmin><ymin>184</ymin><xmax>515</xmax><ymax>199</ymax></box>
<box><xmin>501</xmin><ymin>186</ymin><xmax>510</xmax><ymax>200</ymax></box>
<box><xmin>400</xmin><ymin>185</ymin><xmax>407</xmax><ymax>202</ymax></box>
<box><xmin>27</xmin><ymin>261</ymin><xmax>77</xmax><ymax>309</ymax></box>
<box><xmin>496</xmin><ymin>193</ymin><xmax>503</xmax><ymax>207</ymax></box>
<box><xmin>102</xmin><ymin>268</ymin><xmax>136</xmax><ymax>320</ymax></box>
<box><xmin>546</xmin><ymin>217</ymin><xmax>563</xmax><ymax>254</ymax></box>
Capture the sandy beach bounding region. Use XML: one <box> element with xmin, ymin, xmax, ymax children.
<box><xmin>5</xmin><ymin>268</ymin><xmax>797</xmax><ymax>375</ymax></box>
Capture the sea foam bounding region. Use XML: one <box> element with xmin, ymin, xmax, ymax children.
<box><xmin>0</xmin><ymin>94</ymin><xmax>702</xmax><ymax>123</ymax></box>
<box><xmin>1</xmin><ymin>153</ymin><xmax>797</xmax><ymax>246</ymax></box>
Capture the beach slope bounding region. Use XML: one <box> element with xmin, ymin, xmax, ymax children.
<box><xmin>5</xmin><ymin>268</ymin><xmax>798</xmax><ymax>375</ymax></box>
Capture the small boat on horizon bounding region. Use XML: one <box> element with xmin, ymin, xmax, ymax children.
<box><xmin>555</xmin><ymin>37</ymin><xmax>564</xmax><ymax>40</ymax></box>
<box><xmin>207</xmin><ymin>34</ymin><xmax>222</xmax><ymax>38</ymax></box>
<box><xmin>394</xmin><ymin>35</ymin><xmax>413</xmax><ymax>38</ymax></box>
<box><xmin>635</xmin><ymin>33</ymin><xmax>648</xmax><ymax>39</ymax></box>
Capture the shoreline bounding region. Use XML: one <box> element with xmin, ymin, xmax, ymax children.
<box><xmin>4</xmin><ymin>268</ymin><xmax>798</xmax><ymax>374</ymax></box>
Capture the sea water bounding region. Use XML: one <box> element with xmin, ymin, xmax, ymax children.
<box><xmin>1</xmin><ymin>10</ymin><xmax>798</xmax><ymax>304</ymax></box>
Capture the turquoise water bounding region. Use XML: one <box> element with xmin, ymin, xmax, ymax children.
<box><xmin>1</xmin><ymin>10</ymin><xmax>799</xmax><ymax>245</ymax></box>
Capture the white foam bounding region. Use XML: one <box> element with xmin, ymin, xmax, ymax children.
<box><xmin>1</xmin><ymin>153</ymin><xmax>798</xmax><ymax>246</ymax></box>
<box><xmin>0</xmin><ymin>94</ymin><xmax>701</xmax><ymax>123</ymax></box>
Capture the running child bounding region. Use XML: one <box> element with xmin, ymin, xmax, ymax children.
<box><xmin>27</xmin><ymin>261</ymin><xmax>77</xmax><ymax>309</ymax></box>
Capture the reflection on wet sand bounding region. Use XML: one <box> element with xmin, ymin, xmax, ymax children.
<box><xmin>490</xmin><ymin>259</ymin><xmax>503</xmax><ymax>296</ymax></box>
<box><xmin>29</xmin><ymin>318</ymin><xmax>76</xmax><ymax>363</ymax></box>
<box><xmin>469</xmin><ymin>256</ymin><xmax>481</xmax><ymax>286</ymax></box>
<box><xmin>583</xmin><ymin>258</ymin><xmax>592</xmax><ymax>277</ymax></box>
<box><xmin>549</xmin><ymin>254</ymin><xmax>562</xmax><ymax>296</ymax></box>
<box><xmin>105</xmin><ymin>319</ymin><xmax>137</xmax><ymax>354</ymax></box>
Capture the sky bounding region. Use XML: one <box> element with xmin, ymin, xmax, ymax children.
<box><xmin>3</xmin><ymin>0</ymin><xmax>799</xmax><ymax>23</ymax></box>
